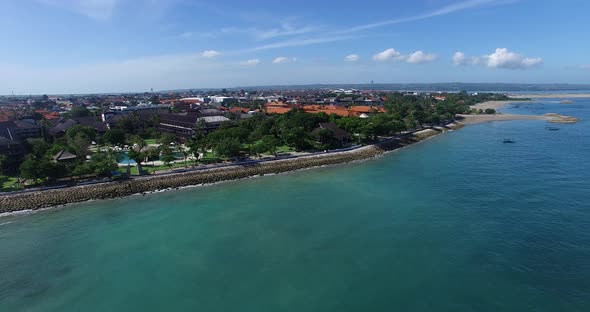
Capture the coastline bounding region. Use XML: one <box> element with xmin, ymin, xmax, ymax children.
<box><xmin>464</xmin><ymin>100</ymin><xmax>580</xmax><ymax>125</ymax></box>
<box><xmin>509</xmin><ymin>93</ymin><xmax>590</xmax><ymax>99</ymax></box>
<box><xmin>0</xmin><ymin>124</ymin><xmax>462</xmax><ymax>214</ymax></box>
<box><xmin>471</xmin><ymin>100</ymin><xmax>531</xmax><ymax>110</ymax></box>
<box><xmin>1</xmin><ymin>96</ymin><xmax>582</xmax><ymax>214</ymax></box>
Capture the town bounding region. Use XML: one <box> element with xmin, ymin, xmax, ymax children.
<box><xmin>0</xmin><ymin>88</ymin><xmax>504</xmax><ymax>191</ymax></box>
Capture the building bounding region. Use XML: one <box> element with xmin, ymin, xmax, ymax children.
<box><xmin>158</xmin><ymin>113</ymin><xmax>230</xmax><ymax>140</ymax></box>
<box><xmin>48</xmin><ymin>117</ymin><xmax>108</xmax><ymax>139</ymax></box>
<box><xmin>52</xmin><ymin>150</ymin><xmax>78</xmax><ymax>164</ymax></box>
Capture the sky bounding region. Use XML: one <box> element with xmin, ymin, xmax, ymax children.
<box><xmin>0</xmin><ymin>0</ymin><xmax>589</xmax><ymax>94</ymax></box>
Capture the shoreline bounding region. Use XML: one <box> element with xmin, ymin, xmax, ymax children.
<box><xmin>465</xmin><ymin>100</ymin><xmax>580</xmax><ymax>124</ymax></box>
<box><xmin>509</xmin><ymin>93</ymin><xmax>590</xmax><ymax>99</ymax></box>
<box><xmin>0</xmin><ymin>124</ymin><xmax>462</xmax><ymax>214</ymax></box>
<box><xmin>471</xmin><ymin>100</ymin><xmax>531</xmax><ymax>110</ymax></box>
<box><xmin>455</xmin><ymin>113</ymin><xmax>578</xmax><ymax>125</ymax></box>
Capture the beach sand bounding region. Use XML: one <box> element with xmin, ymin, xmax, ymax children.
<box><xmin>457</xmin><ymin>113</ymin><xmax>578</xmax><ymax>125</ymax></box>
<box><xmin>471</xmin><ymin>100</ymin><xmax>529</xmax><ymax>110</ymax></box>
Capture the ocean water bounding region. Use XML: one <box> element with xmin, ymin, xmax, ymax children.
<box><xmin>1</xmin><ymin>99</ymin><xmax>589</xmax><ymax>311</ymax></box>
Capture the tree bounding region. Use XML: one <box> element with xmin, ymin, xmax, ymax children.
<box><xmin>158</xmin><ymin>133</ymin><xmax>177</xmax><ymax>146</ymax></box>
<box><xmin>128</xmin><ymin>149</ymin><xmax>145</xmax><ymax>174</ymax></box>
<box><xmin>261</xmin><ymin>135</ymin><xmax>278</xmax><ymax>156</ymax></box>
<box><xmin>66</xmin><ymin>125</ymin><xmax>97</xmax><ymax>142</ymax></box>
<box><xmin>281</xmin><ymin>126</ymin><xmax>310</xmax><ymax>151</ymax></box>
<box><xmin>160</xmin><ymin>147</ymin><xmax>176</xmax><ymax>170</ymax></box>
<box><xmin>19</xmin><ymin>157</ymin><xmax>43</xmax><ymax>182</ymax></box>
<box><xmin>250</xmin><ymin>141</ymin><xmax>268</xmax><ymax>158</ymax></box>
<box><xmin>69</xmin><ymin>133</ymin><xmax>92</xmax><ymax>158</ymax></box>
<box><xmin>71</xmin><ymin>162</ymin><xmax>92</xmax><ymax>179</ymax></box>
<box><xmin>0</xmin><ymin>155</ymin><xmax>6</xmax><ymax>175</ymax></box>
<box><xmin>70</xmin><ymin>106</ymin><xmax>91</xmax><ymax>118</ymax></box>
<box><xmin>103</xmin><ymin>129</ymin><xmax>126</xmax><ymax>146</ymax></box>
<box><xmin>214</xmin><ymin>137</ymin><xmax>241</xmax><ymax>159</ymax></box>
<box><xmin>177</xmin><ymin>145</ymin><xmax>189</xmax><ymax>168</ymax></box>
<box><xmin>88</xmin><ymin>153</ymin><xmax>118</xmax><ymax>177</ymax></box>
<box><xmin>315</xmin><ymin>128</ymin><xmax>338</xmax><ymax>150</ymax></box>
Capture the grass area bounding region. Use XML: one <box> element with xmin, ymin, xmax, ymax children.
<box><xmin>0</xmin><ymin>176</ymin><xmax>23</xmax><ymax>192</ymax></box>
<box><xmin>275</xmin><ymin>145</ymin><xmax>295</xmax><ymax>153</ymax></box>
<box><xmin>144</xmin><ymin>139</ymin><xmax>157</xmax><ymax>145</ymax></box>
<box><xmin>120</xmin><ymin>152</ymin><xmax>225</xmax><ymax>176</ymax></box>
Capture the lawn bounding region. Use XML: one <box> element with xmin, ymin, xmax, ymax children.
<box><xmin>121</xmin><ymin>153</ymin><xmax>224</xmax><ymax>176</ymax></box>
<box><xmin>275</xmin><ymin>145</ymin><xmax>295</xmax><ymax>153</ymax></box>
<box><xmin>1</xmin><ymin>176</ymin><xmax>23</xmax><ymax>192</ymax></box>
<box><xmin>144</xmin><ymin>139</ymin><xmax>158</xmax><ymax>145</ymax></box>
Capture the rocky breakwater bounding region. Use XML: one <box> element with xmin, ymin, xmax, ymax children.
<box><xmin>0</xmin><ymin>124</ymin><xmax>462</xmax><ymax>213</ymax></box>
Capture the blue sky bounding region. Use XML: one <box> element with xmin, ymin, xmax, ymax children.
<box><xmin>1</xmin><ymin>0</ymin><xmax>589</xmax><ymax>94</ymax></box>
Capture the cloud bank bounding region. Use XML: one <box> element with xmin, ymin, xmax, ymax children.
<box><xmin>373</xmin><ymin>48</ymin><xmax>437</xmax><ymax>64</ymax></box>
<box><xmin>454</xmin><ymin>48</ymin><xmax>543</xmax><ymax>69</ymax></box>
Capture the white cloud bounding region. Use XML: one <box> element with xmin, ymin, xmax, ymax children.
<box><xmin>241</xmin><ymin>36</ymin><xmax>352</xmax><ymax>53</ymax></box>
<box><xmin>338</xmin><ymin>0</ymin><xmax>502</xmax><ymax>34</ymax></box>
<box><xmin>455</xmin><ymin>48</ymin><xmax>543</xmax><ymax>69</ymax></box>
<box><xmin>201</xmin><ymin>50</ymin><xmax>221</xmax><ymax>58</ymax></box>
<box><xmin>453</xmin><ymin>51</ymin><xmax>468</xmax><ymax>66</ymax></box>
<box><xmin>39</xmin><ymin>0</ymin><xmax>119</xmax><ymax>21</ymax></box>
<box><xmin>240</xmin><ymin>59</ymin><xmax>261</xmax><ymax>66</ymax></box>
<box><xmin>478</xmin><ymin>48</ymin><xmax>543</xmax><ymax>69</ymax></box>
<box><xmin>220</xmin><ymin>24</ymin><xmax>316</xmax><ymax>41</ymax></box>
<box><xmin>373</xmin><ymin>48</ymin><xmax>401</xmax><ymax>62</ymax></box>
<box><xmin>256</xmin><ymin>24</ymin><xmax>316</xmax><ymax>40</ymax></box>
<box><xmin>344</xmin><ymin>54</ymin><xmax>360</xmax><ymax>62</ymax></box>
<box><xmin>406</xmin><ymin>51</ymin><xmax>438</xmax><ymax>64</ymax></box>
<box><xmin>272</xmin><ymin>57</ymin><xmax>296</xmax><ymax>64</ymax></box>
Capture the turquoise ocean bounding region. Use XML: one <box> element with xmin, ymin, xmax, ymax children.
<box><xmin>1</xmin><ymin>99</ymin><xmax>589</xmax><ymax>311</ymax></box>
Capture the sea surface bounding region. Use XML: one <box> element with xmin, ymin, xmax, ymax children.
<box><xmin>1</xmin><ymin>99</ymin><xmax>589</xmax><ymax>311</ymax></box>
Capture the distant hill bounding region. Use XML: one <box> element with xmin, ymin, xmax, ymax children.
<box><xmin>226</xmin><ymin>83</ymin><xmax>590</xmax><ymax>92</ymax></box>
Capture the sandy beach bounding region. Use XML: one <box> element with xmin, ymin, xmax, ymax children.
<box><xmin>457</xmin><ymin>113</ymin><xmax>578</xmax><ymax>125</ymax></box>
<box><xmin>471</xmin><ymin>100</ymin><xmax>530</xmax><ymax>110</ymax></box>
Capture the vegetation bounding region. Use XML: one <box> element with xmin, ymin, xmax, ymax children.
<box><xmin>2</xmin><ymin>91</ymin><xmax>505</xmax><ymax>189</ymax></box>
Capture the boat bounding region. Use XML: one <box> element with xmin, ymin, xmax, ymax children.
<box><xmin>503</xmin><ymin>139</ymin><xmax>515</xmax><ymax>144</ymax></box>
<box><xmin>546</xmin><ymin>127</ymin><xmax>560</xmax><ymax>131</ymax></box>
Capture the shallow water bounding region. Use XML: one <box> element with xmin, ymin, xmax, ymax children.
<box><xmin>1</xmin><ymin>99</ymin><xmax>589</xmax><ymax>311</ymax></box>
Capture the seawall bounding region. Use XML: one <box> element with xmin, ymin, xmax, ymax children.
<box><xmin>0</xmin><ymin>123</ymin><xmax>462</xmax><ymax>213</ymax></box>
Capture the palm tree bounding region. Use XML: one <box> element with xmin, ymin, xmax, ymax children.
<box><xmin>0</xmin><ymin>154</ymin><xmax>6</xmax><ymax>175</ymax></box>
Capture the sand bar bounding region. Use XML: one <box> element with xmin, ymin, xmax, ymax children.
<box><xmin>471</xmin><ymin>100</ymin><xmax>530</xmax><ymax>110</ymax></box>
<box><xmin>457</xmin><ymin>113</ymin><xmax>578</xmax><ymax>125</ymax></box>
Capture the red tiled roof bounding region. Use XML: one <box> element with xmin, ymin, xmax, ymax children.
<box><xmin>230</xmin><ymin>107</ymin><xmax>251</xmax><ymax>113</ymax></box>
<box><xmin>266</xmin><ymin>107</ymin><xmax>293</xmax><ymax>114</ymax></box>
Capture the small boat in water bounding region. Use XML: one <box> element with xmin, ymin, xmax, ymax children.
<box><xmin>503</xmin><ymin>139</ymin><xmax>515</xmax><ymax>144</ymax></box>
